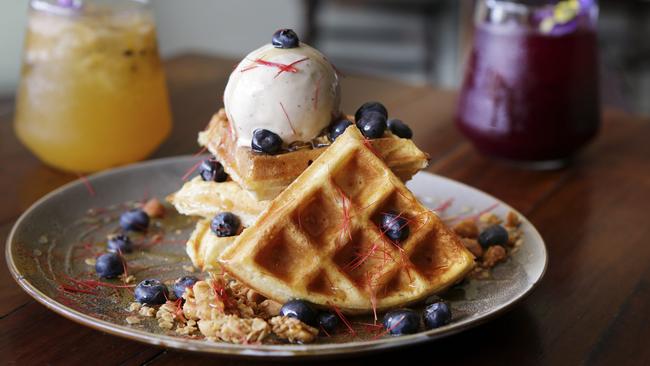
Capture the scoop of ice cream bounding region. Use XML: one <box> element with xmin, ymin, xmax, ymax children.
<box><xmin>223</xmin><ymin>43</ymin><xmax>341</xmax><ymax>147</ymax></box>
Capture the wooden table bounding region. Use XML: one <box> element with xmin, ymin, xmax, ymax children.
<box><xmin>2</xmin><ymin>54</ymin><xmax>650</xmax><ymax>365</ymax></box>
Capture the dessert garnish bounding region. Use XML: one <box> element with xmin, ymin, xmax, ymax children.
<box><xmin>477</xmin><ymin>224</ymin><xmax>509</xmax><ymax>248</ymax></box>
<box><xmin>329</xmin><ymin>119</ymin><xmax>353</xmax><ymax>141</ymax></box>
<box><xmin>107</xmin><ymin>234</ymin><xmax>133</xmax><ymax>253</ymax></box>
<box><xmin>279</xmin><ymin>299</ymin><xmax>319</xmax><ymax>327</ymax></box>
<box><xmin>95</xmin><ymin>252</ymin><xmax>125</xmax><ymax>279</ymax></box>
<box><xmin>387</xmin><ymin>119</ymin><xmax>413</xmax><ymax>139</ymax></box>
<box><xmin>251</xmin><ymin>128</ymin><xmax>283</xmax><ymax>154</ymax></box>
<box><xmin>173</xmin><ymin>276</ymin><xmax>199</xmax><ymax>299</ymax></box>
<box><xmin>423</xmin><ymin>301</ymin><xmax>452</xmax><ymax>329</ymax></box>
<box><xmin>380</xmin><ymin>211</ymin><xmax>410</xmax><ymax>242</ymax></box>
<box><xmin>134</xmin><ymin>279</ymin><xmax>169</xmax><ymax>305</ymax></box>
<box><xmin>210</xmin><ymin>212</ymin><xmax>241</xmax><ymax>237</ymax></box>
<box><xmin>272</xmin><ymin>28</ymin><xmax>300</xmax><ymax>49</ymax></box>
<box><xmin>199</xmin><ymin>158</ymin><xmax>228</xmax><ymax>182</ymax></box>
<box><xmin>382</xmin><ymin>309</ymin><xmax>420</xmax><ymax>336</ymax></box>
<box><xmin>119</xmin><ymin>209</ymin><xmax>150</xmax><ymax>232</ymax></box>
<box><xmin>355</xmin><ymin>101</ymin><xmax>388</xmax><ymax>122</ymax></box>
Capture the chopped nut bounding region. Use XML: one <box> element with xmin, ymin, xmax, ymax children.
<box><xmin>126</xmin><ymin>316</ymin><xmax>141</xmax><ymax>325</ymax></box>
<box><xmin>158</xmin><ymin>320</ymin><xmax>174</xmax><ymax>330</ymax></box>
<box><xmin>84</xmin><ymin>257</ymin><xmax>97</xmax><ymax>266</ymax></box>
<box><xmin>128</xmin><ymin>302</ymin><xmax>142</xmax><ymax>312</ymax></box>
<box><xmin>183</xmin><ymin>280</ymin><xmax>226</xmax><ymax>321</ymax></box>
<box><xmin>479</xmin><ymin>212</ymin><xmax>501</xmax><ymax>225</ymax></box>
<box><xmin>257</xmin><ymin>300</ymin><xmax>282</xmax><ymax>319</ymax></box>
<box><xmin>506</xmin><ymin>211</ymin><xmax>520</xmax><ymax>227</ymax></box>
<box><xmin>461</xmin><ymin>238</ymin><xmax>483</xmax><ymax>258</ymax></box>
<box><xmin>175</xmin><ymin>324</ymin><xmax>198</xmax><ymax>335</ymax></box>
<box><xmin>482</xmin><ymin>245</ymin><xmax>507</xmax><ymax>268</ymax></box>
<box><xmin>142</xmin><ymin>198</ymin><xmax>165</xmax><ymax>218</ymax></box>
<box><xmin>182</xmin><ymin>265</ymin><xmax>196</xmax><ymax>273</ymax></box>
<box><xmin>270</xmin><ymin>316</ymin><xmax>318</xmax><ymax>344</ymax></box>
<box><xmin>454</xmin><ymin>219</ymin><xmax>479</xmax><ymax>238</ymax></box>
<box><xmin>139</xmin><ymin>306</ymin><xmax>156</xmax><ymax>317</ymax></box>
<box><xmin>121</xmin><ymin>274</ymin><xmax>136</xmax><ymax>284</ymax></box>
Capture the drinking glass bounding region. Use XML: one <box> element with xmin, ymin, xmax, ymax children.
<box><xmin>14</xmin><ymin>0</ymin><xmax>172</xmax><ymax>172</ymax></box>
<box><xmin>456</xmin><ymin>0</ymin><xmax>600</xmax><ymax>168</ymax></box>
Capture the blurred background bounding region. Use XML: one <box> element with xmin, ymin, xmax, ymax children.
<box><xmin>1</xmin><ymin>0</ymin><xmax>648</xmax><ymax>116</ymax></box>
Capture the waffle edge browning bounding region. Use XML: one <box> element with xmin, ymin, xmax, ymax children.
<box><xmin>219</xmin><ymin>126</ymin><xmax>475</xmax><ymax>315</ymax></box>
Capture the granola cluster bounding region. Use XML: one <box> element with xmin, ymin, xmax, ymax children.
<box><xmin>177</xmin><ymin>277</ymin><xmax>314</xmax><ymax>344</ymax></box>
<box><xmin>453</xmin><ymin>210</ymin><xmax>524</xmax><ymax>276</ymax></box>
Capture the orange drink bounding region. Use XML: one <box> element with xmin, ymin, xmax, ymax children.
<box><xmin>14</xmin><ymin>0</ymin><xmax>172</xmax><ymax>172</ymax></box>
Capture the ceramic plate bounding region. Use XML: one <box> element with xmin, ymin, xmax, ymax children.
<box><xmin>6</xmin><ymin>156</ymin><xmax>547</xmax><ymax>359</ymax></box>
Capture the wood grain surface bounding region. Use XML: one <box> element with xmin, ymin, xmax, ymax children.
<box><xmin>2</xmin><ymin>54</ymin><xmax>649</xmax><ymax>366</ymax></box>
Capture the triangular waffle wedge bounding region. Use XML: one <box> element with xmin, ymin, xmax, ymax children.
<box><xmin>198</xmin><ymin>109</ymin><xmax>429</xmax><ymax>200</ymax></box>
<box><xmin>167</xmin><ymin>177</ymin><xmax>268</xmax><ymax>227</ymax></box>
<box><xmin>219</xmin><ymin>126</ymin><xmax>474</xmax><ymax>314</ymax></box>
<box><xmin>186</xmin><ymin>219</ymin><xmax>237</xmax><ymax>272</ymax></box>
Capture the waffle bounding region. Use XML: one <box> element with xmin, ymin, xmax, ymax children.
<box><xmin>219</xmin><ymin>125</ymin><xmax>475</xmax><ymax>315</ymax></box>
<box><xmin>186</xmin><ymin>219</ymin><xmax>237</xmax><ymax>272</ymax></box>
<box><xmin>167</xmin><ymin>177</ymin><xmax>268</xmax><ymax>227</ymax></box>
<box><xmin>198</xmin><ymin>109</ymin><xmax>430</xmax><ymax>200</ymax></box>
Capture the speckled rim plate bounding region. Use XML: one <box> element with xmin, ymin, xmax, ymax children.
<box><xmin>6</xmin><ymin>155</ymin><xmax>547</xmax><ymax>359</ymax></box>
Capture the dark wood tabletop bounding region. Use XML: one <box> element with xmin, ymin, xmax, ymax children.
<box><xmin>2</xmin><ymin>54</ymin><xmax>650</xmax><ymax>366</ymax></box>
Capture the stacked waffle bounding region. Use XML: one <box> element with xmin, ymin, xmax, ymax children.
<box><xmin>168</xmin><ymin>111</ymin><xmax>474</xmax><ymax>314</ymax></box>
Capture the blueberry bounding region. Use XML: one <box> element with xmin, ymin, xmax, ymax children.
<box><xmin>134</xmin><ymin>279</ymin><xmax>169</xmax><ymax>305</ymax></box>
<box><xmin>354</xmin><ymin>101</ymin><xmax>388</xmax><ymax>122</ymax></box>
<box><xmin>329</xmin><ymin>119</ymin><xmax>353</xmax><ymax>141</ymax></box>
<box><xmin>107</xmin><ymin>234</ymin><xmax>133</xmax><ymax>253</ymax></box>
<box><xmin>199</xmin><ymin>158</ymin><xmax>228</xmax><ymax>182</ymax></box>
<box><xmin>387</xmin><ymin>119</ymin><xmax>413</xmax><ymax>139</ymax></box>
<box><xmin>477</xmin><ymin>225</ymin><xmax>509</xmax><ymax>248</ymax></box>
<box><xmin>279</xmin><ymin>299</ymin><xmax>318</xmax><ymax>326</ymax></box>
<box><xmin>173</xmin><ymin>275</ymin><xmax>199</xmax><ymax>299</ymax></box>
<box><xmin>252</xmin><ymin>128</ymin><xmax>283</xmax><ymax>154</ymax></box>
<box><xmin>356</xmin><ymin>111</ymin><xmax>387</xmax><ymax>139</ymax></box>
<box><xmin>423</xmin><ymin>301</ymin><xmax>452</xmax><ymax>329</ymax></box>
<box><xmin>210</xmin><ymin>212</ymin><xmax>240</xmax><ymax>237</ymax></box>
<box><xmin>119</xmin><ymin>209</ymin><xmax>149</xmax><ymax>232</ymax></box>
<box><xmin>272</xmin><ymin>28</ymin><xmax>300</xmax><ymax>49</ymax></box>
<box><xmin>318</xmin><ymin>311</ymin><xmax>339</xmax><ymax>333</ymax></box>
<box><xmin>95</xmin><ymin>253</ymin><xmax>124</xmax><ymax>278</ymax></box>
<box><xmin>382</xmin><ymin>309</ymin><xmax>420</xmax><ymax>335</ymax></box>
<box><xmin>380</xmin><ymin>211</ymin><xmax>409</xmax><ymax>242</ymax></box>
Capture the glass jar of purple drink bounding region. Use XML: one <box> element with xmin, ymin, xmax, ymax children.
<box><xmin>456</xmin><ymin>0</ymin><xmax>600</xmax><ymax>168</ymax></box>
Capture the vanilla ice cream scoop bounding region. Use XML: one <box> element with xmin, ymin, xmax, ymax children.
<box><xmin>223</xmin><ymin>42</ymin><xmax>341</xmax><ymax>147</ymax></box>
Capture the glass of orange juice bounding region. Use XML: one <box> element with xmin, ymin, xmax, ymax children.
<box><xmin>14</xmin><ymin>0</ymin><xmax>172</xmax><ymax>173</ymax></box>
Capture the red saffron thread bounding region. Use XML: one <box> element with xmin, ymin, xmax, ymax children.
<box><xmin>330</xmin><ymin>304</ymin><xmax>356</xmax><ymax>336</ymax></box>
<box><xmin>76</xmin><ymin>173</ymin><xmax>96</xmax><ymax>197</ymax></box>
<box><xmin>313</xmin><ymin>75</ymin><xmax>323</xmax><ymax>110</ymax></box>
<box><xmin>274</xmin><ymin>57</ymin><xmax>309</xmax><ymax>78</ymax></box>
<box><xmin>279</xmin><ymin>102</ymin><xmax>297</xmax><ymax>135</ymax></box>
<box><xmin>433</xmin><ymin>198</ymin><xmax>454</xmax><ymax>213</ymax></box>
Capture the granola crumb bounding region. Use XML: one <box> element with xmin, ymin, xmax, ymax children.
<box><xmin>270</xmin><ymin>316</ymin><xmax>318</xmax><ymax>344</ymax></box>
<box><xmin>128</xmin><ymin>302</ymin><xmax>142</xmax><ymax>312</ymax></box>
<box><xmin>257</xmin><ymin>299</ymin><xmax>282</xmax><ymax>319</ymax></box>
<box><xmin>479</xmin><ymin>212</ymin><xmax>502</xmax><ymax>225</ymax></box>
<box><xmin>139</xmin><ymin>305</ymin><xmax>156</xmax><ymax>317</ymax></box>
<box><xmin>482</xmin><ymin>245</ymin><xmax>507</xmax><ymax>268</ymax></box>
<box><xmin>142</xmin><ymin>198</ymin><xmax>165</xmax><ymax>218</ymax></box>
<box><xmin>84</xmin><ymin>257</ymin><xmax>97</xmax><ymax>266</ymax></box>
<box><xmin>505</xmin><ymin>210</ymin><xmax>520</xmax><ymax>227</ymax></box>
<box><xmin>126</xmin><ymin>316</ymin><xmax>141</xmax><ymax>325</ymax></box>
<box><xmin>121</xmin><ymin>274</ymin><xmax>136</xmax><ymax>284</ymax></box>
<box><xmin>182</xmin><ymin>265</ymin><xmax>196</xmax><ymax>273</ymax></box>
<box><xmin>454</xmin><ymin>219</ymin><xmax>479</xmax><ymax>239</ymax></box>
<box><xmin>158</xmin><ymin>320</ymin><xmax>174</xmax><ymax>330</ymax></box>
<box><xmin>461</xmin><ymin>238</ymin><xmax>483</xmax><ymax>258</ymax></box>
